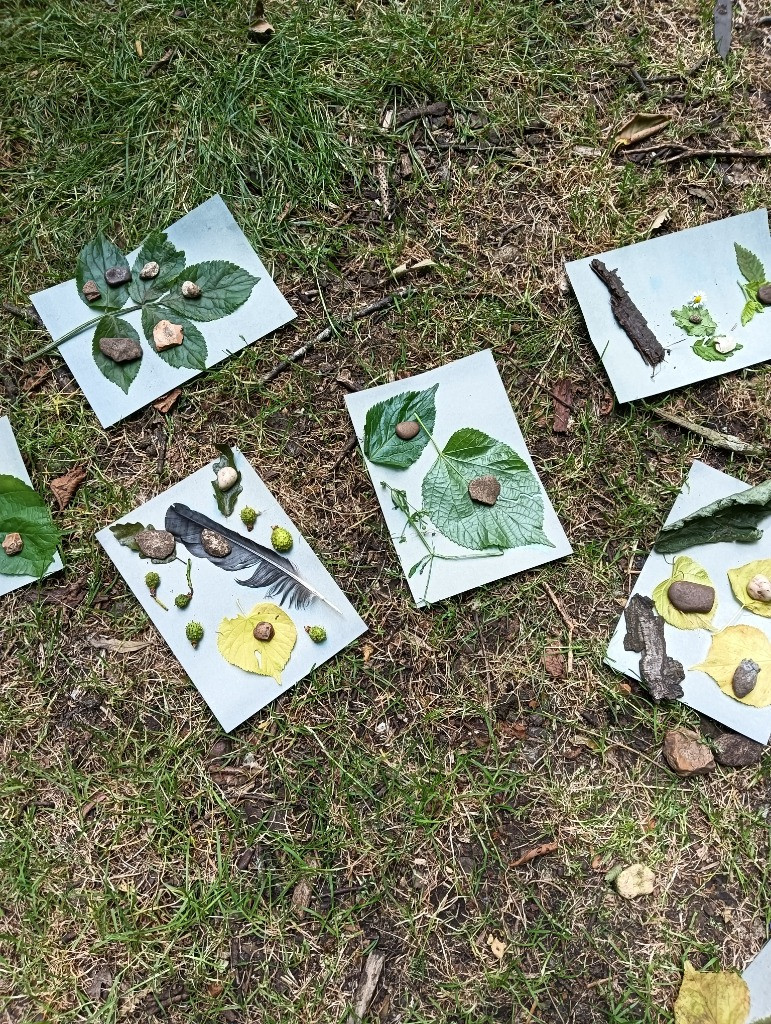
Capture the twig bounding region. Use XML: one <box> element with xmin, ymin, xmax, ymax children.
<box><xmin>652</xmin><ymin>408</ymin><xmax>762</xmax><ymax>455</ymax></box>
<box><xmin>510</xmin><ymin>841</ymin><xmax>558</xmax><ymax>869</ymax></box>
<box><xmin>373</xmin><ymin>145</ymin><xmax>391</xmax><ymax>219</ymax></box>
<box><xmin>2</xmin><ymin>302</ymin><xmax>43</xmax><ymax>327</ymax></box>
<box><xmin>313</xmin><ymin>288</ymin><xmax>413</xmax><ymax>345</ymax></box>
<box><xmin>591</xmin><ymin>259</ymin><xmax>665</xmax><ymax>367</ymax></box>
<box><xmin>646</xmin><ymin>55</ymin><xmax>709</xmax><ymax>82</ymax></box>
<box><xmin>660</xmin><ymin>147</ymin><xmax>771</xmax><ymax>165</ymax></box>
<box><xmin>325</xmin><ymin>435</ymin><xmax>359</xmax><ymax>479</ymax></box>
<box><xmin>394</xmin><ymin>101</ymin><xmax>448</xmax><ymax>127</ymax></box>
<box><xmin>154</xmin><ymin>424</ymin><xmax>168</xmax><ymax>475</ymax></box>
<box><xmin>626</xmin><ymin>67</ymin><xmax>651</xmax><ymax>96</ymax></box>
<box><xmin>543</xmin><ymin>583</ymin><xmax>576</xmax><ymax>632</ymax></box>
<box><xmin>258</xmin><ymin>342</ymin><xmax>314</xmax><ymax>385</ymax></box>
<box><xmin>146</xmin><ymin>47</ymin><xmax>177</xmax><ymax>77</ymax></box>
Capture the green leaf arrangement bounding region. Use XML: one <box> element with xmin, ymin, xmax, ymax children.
<box><xmin>109</xmin><ymin>521</ymin><xmax>176</xmax><ymax>563</ymax></box>
<box><xmin>735</xmin><ymin>242</ymin><xmax>770</xmax><ymax>327</ymax></box>
<box><xmin>211</xmin><ymin>445</ymin><xmax>243</xmax><ymax>517</ymax></box>
<box><xmin>670</xmin><ymin>301</ymin><xmax>741</xmax><ymax>363</ymax></box>
<box><xmin>363</xmin><ymin>384</ymin><xmax>438</xmax><ymax>469</ymax></box>
<box><xmin>0</xmin><ymin>474</ymin><xmax>60</xmax><ymax>578</ymax></box>
<box><xmin>654</xmin><ymin>477</ymin><xmax>771</xmax><ymax>554</ymax></box>
<box><xmin>28</xmin><ymin>227</ymin><xmax>261</xmax><ymax>394</ymax></box>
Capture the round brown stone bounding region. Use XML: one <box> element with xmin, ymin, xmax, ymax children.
<box><xmin>201</xmin><ymin>528</ymin><xmax>231</xmax><ymax>558</ymax></box>
<box><xmin>2</xmin><ymin>532</ymin><xmax>23</xmax><ymax>556</ymax></box>
<box><xmin>468</xmin><ymin>475</ymin><xmax>501</xmax><ymax>506</ymax></box>
<box><xmin>134</xmin><ymin>528</ymin><xmax>176</xmax><ymax>560</ymax></box>
<box><xmin>105</xmin><ymin>265</ymin><xmax>132</xmax><ymax>286</ymax></box>
<box><xmin>395</xmin><ymin>420</ymin><xmax>420</xmax><ymax>440</ymax></box>
<box><xmin>666</xmin><ymin>580</ymin><xmax>714</xmax><ymax>614</ymax></box>
<box><xmin>758</xmin><ymin>284</ymin><xmax>771</xmax><ymax>305</ymax></box>
<box><xmin>82</xmin><ymin>279</ymin><xmax>101</xmax><ymax>302</ymax></box>
<box><xmin>253</xmin><ymin>621</ymin><xmax>275</xmax><ymax>642</ymax></box>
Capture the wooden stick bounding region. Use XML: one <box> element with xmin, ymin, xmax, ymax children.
<box><xmin>258</xmin><ymin>342</ymin><xmax>314</xmax><ymax>385</ymax></box>
<box><xmin>394</xmin><ymin>101</ymin><xmax>448</xmax><ymax>126</ymax></box>
<box><xmin>313</xmin><ymin>288</ymin><xmax>413</xmax><ymax>345</ymax></box>
<box><xmin>652</xmin><ymin>408</ymin><xmax>762</xmax><ymax>455</ymax></box>
<box><xmin>591</xmin><ymin>259</ymin><xmax>665</xmax><ymax>367</ymax></box>
<box><xmin>660</xmin><ymin>146</ymin><xmax>771</xmax><ymax>165</ymax></box>
<box><xmin>2</xmin><ymin>302</ymin><xmax>43</xmax><ymax>327</ymax></box>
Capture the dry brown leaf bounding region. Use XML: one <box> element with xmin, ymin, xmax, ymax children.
<box><xmin>674</xmin><ymin>961</ymin><xmax>750</xmax><ymax>1024</ymax></box>
<box><xmin>362</xmin><ymin>642</ymin><xmax>374</xmax><ymax>663</ymax></box>
<box><xmin>552</xmin><ymin>379</ymin><xmax>574</xmax><ymax>433</ymax></box>
<box><xmin>612</xmin><ymin>112</ymin><xmax>670</xmax><ymax>153</ymax></box>
<box><xmin>40</xmin><ymin>580</ymin><xmax>88</xmax><ymax>609</ymax></box>
<box><xmin>543</xmin><ymin>647</ymin><xmax>566</xmax><ymax>679</ymax></box>
<box><xmin>21</xmin><ymin>365</ymin><xmax>52</xmax><ymax>393</ymax></box>
<box><xmin>81</xmin><ymin>791</ymin><xmax>108</xmax><ymax>819</ymax></box>
<box><xmin>153</xmin><ymin>387</ymin><xmax>181</xmax><ymax>413</ymax></box>
<box><xmin>88</xmin><ymin>636</ymin><xmax>148</xmax><ymax>654</ymax></box>
<box><xmin>50</xmin><ymin>465</ymin><xmax>87</xmax><ymax>510</ymax></box>
<box><xmin>649</xmin><ymin>208</ymin><xmax>671</xmax><ymax>233</ymax></box>
<box><xmin>510</xmin><ymin>841</ymin><xmax>558</xmax><ymax>868</ymax></box>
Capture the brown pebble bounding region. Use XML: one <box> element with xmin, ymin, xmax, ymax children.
<box><xmin>667</xmin><ymin>580</ymin><xmax>715</xmax><ymax>614</ymax></box>
<box><xmin>395</xmin><ymin>421</ymin><xmax>420</xmax><ymax>440</ymax></box>
<box><xmin>153</xmin><ymin>319</ymin><xmax>184</xmax><ymax>350</ymax></box>
<box><xmin>253</xmin><ymin>621</ymin><xmax>275</xmax><ymax>642</ymax></box>
<box><xmin>468</xmin><ymin>475</ymin><xmax>501</xmax><ymax>506</ymax></box>
<box><xmin>181</xmin><ymin>280</ymin><xmax>202</xmax><ymax>299</ymax></box>
<box><xmin>688</xmin><ymin>313</ymin><xmax>702</xmax><ymax>325</ymax></box>
<box><xmin>758</xmin><ymin>284</ymin><xmax>771</xmax><ymax>305</ymax></box>
<box><xmin>662</xmin><ymin>728</ymin><xmax>715</xmax><ymax>777</ymax></box>
<box><xmin>140</xmin><ymin>261</ymin><xmax>160</xmax><ymax>280</ymax></box>
<box><xmin>104</xmin><ymin>265</ymin><xmax>132</xmax><ymax>286</ymax></box>
<box><xmin>82</xmin><ymin>279</ymin><xmax>101</xmax><ymax>302</ymax></box>
<box><xmin>201</xmin><ymin>528</ymin><xmax>231</xmax><ymax>558</ymax></box>
<box><xmin>732</xmin><ymin>658</ymin><xmax>760</xmax><ymax>699</ymax></box>
<box><xmin>98</xmin><ymin>336</ymin><xmax>142</xmax><ymax>363</ymax></box>
<box><xmin>134</xmin><ymin>528</ymin><xmax>176</xmax><ymax>560</ymax></box>
<box><xmin>2</xmin><ymin>532</ymin><xmax>23</xmax><ymax>557</ymax></box>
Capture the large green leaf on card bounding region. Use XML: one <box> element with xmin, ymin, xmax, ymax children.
<box><xmin>651</xmin><ymin>555</ymin><xmax>717</xmax><ymax>630</ymax></box>
<box><xmin>75</xmin><ymin>232</ymin><xmax>131</xmax><ymax>311</ymax></box>
<box><xmin>128</xmin><ymin>230</ymin><xmax>186</xmax><ymax>304</ymax></box>
<box><xmin>735</xmin><ymin>243</ymin><xmax>766</xmax><ymax>284</ymax></box>
<box><xmin>674</xmin><ymin>961</ymin><xmax>750</xmax><ymax>1024</ymax></box>
<box><xmin>654</xmin><ymin>478</ymin><xmax>771</xmax><ymax>554</ymax></box>
<box><xmin>92</xmin><ymin>316</ymin><xmax>143</xmax><ymax>394</ymax></box>
<box><xmin>162</xmin><ymin>261</ymin><xmax>259</xmax><ymax>322</ymax></box>
<box><xmin>0</xmin><ymin>474</ymin><xmax>60</xmax><ymax>578</ymax></box>
<box><xmin>422</xmin><ymin>428</ymin><xmax>552</xmax><ymax>551</ymax></box>
<box><xmin>141</xmin><ymin>306</ymin><xmax>207</xmax><ymax>371</ymax></box>
<box><xmin>363</xmin><ymin>384</ymin><xmax>438</xmax><ymax>469</ymax></box>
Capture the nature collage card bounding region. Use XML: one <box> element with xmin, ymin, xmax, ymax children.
<box><xmin>566</xmin><ymin>209</ymin><xmax>771</xmax><ymax>403</ymax></box>
<box><xmin>0</xmin><ymin>415</ymin><xmax>62</xmax><ymax>598</ymax></box>
<box><xmin>345</xmin><ymin>350</ymin><xmax>572</xmax><ymax>606</ymax></box>
<box><xmin>97</xmin><ymin>447</ymin><xmax>366</xmax><ymax>731</ymax></box>
<box><xmin>744</xmin><ymin>939</ymin><xmax>771</xmax><ymax>1021</ymax></box>
<box><xmin>30</xmin><ymin>195</ymin><xmax>296</xmax><ymax>427</ymax></box>
<box><xmin>606</xmin><ymin>460</ymin><xmax>771</xmax><ymax>744</ymax></box>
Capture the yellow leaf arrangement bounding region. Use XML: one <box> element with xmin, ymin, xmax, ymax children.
<box><xmin>652</xmin><ymin>555</ymin><xmax>717</xmax><ymax>631</ymax></box>
<box><xmin>217</xmin><ymin>601</ymin><xmax>297</xmax><ymax>684</ymax></box>
<box><xmin>692</xmin><ymin>625</ymin><xmax>771</xmax><ymax>708</ymax></box>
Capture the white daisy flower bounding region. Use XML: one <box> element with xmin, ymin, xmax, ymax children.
<box><xmin>714</xmin><ymin>335</ymin><xmax>737</xmax><ymax>354</ymax></box>
<box><xmin>690</xmin><ymin>291</ymin><xmax>708</xmax><ymax>306</ymax></box>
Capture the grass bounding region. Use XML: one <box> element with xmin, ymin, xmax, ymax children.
<box><xmin>2</xmin><ymin>0</ymin><xmax>771</xmax><ymax>1021</ymax></box>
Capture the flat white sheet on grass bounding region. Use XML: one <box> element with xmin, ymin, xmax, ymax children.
<box><xmin>345</xmin><ymin>350</ymin><xmax>572</xmax><ymax>606</ymax></box>
<box><xmin>606</xmin><ymin>461</ymin><xmax>771</xmax><ymax>744</ymax></box>
<box><xmin>566</xmin><ymin>209</ymin><xmax>771</xmax><ymax>403</ymax></box>
<box><xmin>0</xmin><ymin>415</ymin><xmax>62</xmax><ymax>598</ymax></box>
<box><xmin>30</xmin><ymin>195</ymin><xmax>296</xmax><ymax>428</ymax></box>
<box><xmin>744</xmin><ymin>937</ymin><xmax>771</xmax><ymax>1021</ymax></box>
<box><xmin>97</xmin><ymin>449</ymin><xmax>366</xmax><ymax>732</ymax></box>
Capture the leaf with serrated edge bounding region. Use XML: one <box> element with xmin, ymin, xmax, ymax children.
<box><xmin>651</xmin><ymin>555</ymin><xmax>717</xmax><ymax>630</ymax></box>
<box><xmin>692</xmin><ymin>337</ymin><xmax>741</xmax><ymax>363</ymax></box>
<box><xmin>128</xmin><ymin>230</ymin><xmax>186</xmax><ymax>304</ymax></box>
<box><xmin>0</xmin><ymin>474</ymin><xmax>60</xmax><ymax>578</ymax></box>
<box><xmin>692</xmin><ymin>625</ymin><xmax>771</xmax><ymax>708</ymax></box>
<box><xmin>141</xmin><ymin>306</ymin><xmax>207</xmax><ymax>371</ymax></box>
<box><xmin>422</xmin><ymin>427</ymin><xmax>552</xmax><ymax>551</ymax></box>
<box><xmin>674</xmin><ymin>960</ymin><xmax>751</xmax><ymax>1024</ymax></box>
<box><xmin>92</xmin><ymin>316</ymin><xmax>142</xmax><ymax>394</ymax></box>
<box><xmin>671</xmin><ymin>305</ymin><xmax>717</xmax><ymax>338</ymax></box>
<box><xmin>735</xmin><ymin>242</ymin><xmax>766</xmax><ymax>284</ymax></box>
<box><xmin>211</xmin><ymin>445</ymin><xmax>243</xmax><ymax>517</ymax></box>
<box><xmin>217</xmin><ymin>601</ymin><xmax>297</xmax><ymax>683</ymax></box>
<box><xmin>654</xmin><ymin>478</ymin><xmax>771</xmax><ymax>554</ymax></box>
<box><xmin>76</xmin><ymin>232</ymin><xmax>131</xmax><ymax>311</ymax></box>
<box><xmin>728</xmin><ymin>558</ymin><xmax>771</xmax><ymax>618</ymax></box>
<box><xmin>363</xmin><ymin>384</ymin><xmax>438</xmax><ymax>469</ymax></box>
<box><xmin>162</xmin><ymin>260</ymin><xmax>259</xmax><ymax>322</ymax></box>
<box><xmin>108</xmin><ymin>521</ymin><xmax>173</xmax><ymax>562</ymax></box>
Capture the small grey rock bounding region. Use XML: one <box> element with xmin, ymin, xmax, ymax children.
<box><xmin>395</xmin><ymin>420</ymin><xmax>420</xmax><ymax>440</ymax></box>
<box><xmin>181</xmin><ymin>280</ymin><xmax>202</xmax><ymax>299</ymax></box>
<box><xmin>667</xmin><ymin>580</ymin><xmax>715</xmax><ymax>614</ymax></box>
<box><xmin>140</xmin><ymin>261</ymin><xmax>160</xmax><ymax>280</ymax></box>
<box><xmin>758</xmin><ymin>284</ymin><xmax>771</xmax><ymax>305</ymax></box>
<box><xmin>714</xmin><ymin>732</ymin><xmax>766</xmax><ymax>767</ymax></box>
<box><xmin>201</xmin><ymin>528</ymin><xmax>231</xmax><ymax>558</ymax></box>
<box><xmin>98</xmin><ymin>336</ymin><xmax>142</xmax><ymax>363</ymax></box>
<box><xmin>134</xmin><ymin>528</ymin><xmax>176</xmax><ymax>560</ymax></box>
<box><xmin>82</xmin><ymin>279</ymin><xmax>101</xmax><ymax>302</ymax></box>
<box><xmin>253</xmin><ymin>621</ymin><xmax>275</xmax><ymax>641</ymax></box>
<box><xmin>2</xmin><ymin>531</ymin><xmax>23</xmax><ymax>556</ymax></box>
<box><xmin>468</xmin><ymin>474</ymin><xmax>501</xmax><ymax>506</ymax></box>
<box><xmin>732</xmin><ymin>658</ymin><xmax>760</xmax><ymax>699</ymax></box>
<box><xmin>104</xmin><ymin>265</ymin><xmax>132</xmax><ymax>286</ymax></box>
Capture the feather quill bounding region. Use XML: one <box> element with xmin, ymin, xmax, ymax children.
<box><xmin>165</xmin><ymin>504</ymin><xmax>342</xmax><ymax>613</ymax></box>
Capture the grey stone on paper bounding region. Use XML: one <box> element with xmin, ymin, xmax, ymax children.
<box><xmin>30</xmin><ymin>195</ymin><xmax>296</xmax><ymax>428</ymax></box>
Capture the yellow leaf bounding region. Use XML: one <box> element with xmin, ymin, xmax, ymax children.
<box><xmin>674</xmin><ymin>961</ymin><xmax>750</xmax><ymax>1024</ymax></box>
<box><xmin>691</xmin><ymin>625</ymin><xmax>771</xmax><ymax>708</ymax></box>
<box><xmin>728</xmin><ymin>558</ymin><xmax>771</xmax><ymax>618</ymax></box>
<box><xmin>652</xmin><ymin>556</ymin><xmax>717</xmax><ymax>631</ymax></box>
<box><xmin>612</xmin><ymin>112</ymin><xmax>670</xmax><ymax>153</ymax></box>
<box><xmin>217</xmin><ymin>602</ymin><xmax>297</xmax><ymax>684</ymax></box>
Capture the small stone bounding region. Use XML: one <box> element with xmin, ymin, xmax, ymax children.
<box><xmin>82</xmin><ymin>279</ymin><xmax>101</xmax><ymax>302</ymax></box>
<box><xmin>201</xmin><ymin>528</ymin><xmax>231</xmax><ymax>558</ymax></box>
<box><xmin>98</xmin><ymin>336</ymin><xmax>142</xmax><ymax>363</ymax></box>
<box><xmin>732</xmin><ymin>658</ymin><xmax>760</xmax><ymax>699</ymax></box>
<box><xmin>134</xmin><ymin>528</ymin><xmax>176</xmax><ymax>560</ymax></box>
<box><xmin>714</xmin><ymin>732</ymin><xmax>766</xmax><ymax>768</ymax></box>
<box><xmin>104</xmin><ymin>265</ymin><xmax>132</xmax><ymax>286</ymax></box>
<box><xmin>615</xmin><ymin>863</ymin><xmax>656</xmax><ymax>899</ymax></box>
<box><xmin>181</xmin><ymin>280</ymin><xmax>202</xmax><ymax>299</ymax></box>
<box><xmin>395</xmin><ymin>420</ymin><xmax>420</xmax><ymax>440</ymax></box>
<box><xmin>746</xmin><ymin>573</ymin><xmax>771</xmax><ymax>602</ymax></box>
<box><xmin>2</xmin><ymin>532</ymin><xmax>23</xmax><ymax>556</ymax></box>
<box><xmin>662</xmin><ymin>728</ymin><xmax>715</xmax><ymax>777</ymax></box>
<box><xmin>216</xmin><ymin>467</ymin><xmax>238</xmax><ymax>492</ymax></box>
<box><xmin>757</xmin><ymin>284</ymin><xmax>771</xmax><ymax>305</ymax></box>
<box><xmin>153</xmin><ymin>319</ymin><xmax>184</xmax><ymax>351</ymax></box>
<box><xmin>140</xmin><ymin>261</ymin><xmax>160</xmax><ymax>280</ymax></box>
<box><xmin>666</xmin><ymin>580</ymin><xmax>715</xmax><ymax>614</ymax></box>
<box><xmin>688</xmin><ymin>313</ymin><xmax>702</xmax><ymax>325</ymax></box>
<box><xmin>253</xmin><ymin>621</ymin><xmax>275</xmax><ymax>642</ymax></box>
<box><xmin>468</xmin><ymin>475</ymin><xmax>501</xmax><ymax>506</ymax></box>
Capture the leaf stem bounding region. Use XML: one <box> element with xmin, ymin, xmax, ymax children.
<box><xmin>24</xmin><ymin>303</ymin><xmax>145</xmax><ymax>362</ymax></box>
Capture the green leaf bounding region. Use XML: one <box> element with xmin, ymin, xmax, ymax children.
<box><xmin>161</xmin><ymin>260</ymin><xmax>259</xmax><ymax>321</ymax></box>
<box><xmin>363</xmin><ymin>384</ymin><xmax>438</xmax><ymax>469</ymax></box>
<box><xmin>141</xmin><ymin>306</ymin><xmax>208</xmax><ymax>371</ymax></box>
<box><xmin>671</xmin><ymin>305</ymin><xmax>717</xmax><ymax>338</ymax></box>
<box><xmin>735</xmin><ymin>242</ymin><xmax>766</xmax><ymax>284</ymax></box>
<box><xmin>92</xmin><ymin>315</ymin><xmax>143</xmax><ymax>394</ymax></box>
<box><xmin>0</xmin><ymin>474</ymin><xmax>60</xmax><ymax>578</ymax></box>
<box><xmin>110</xmin><ymin>521</ymin><xmax>149</xmax><ymax>553</ymax></box>
<box><xmin>211</xmin><ymin>445</ymin><xmax>243</xmax><ymax>517</ymax></box>
<box><xmin>421</xmin><ymin>428</ymin><xmax>552</xmax><ymax>551</ymax></box>
<box><xmin>651</xmin><ymin>555</ymin><xmax>717</xmax><ymax>630</ymax></box>
<box><xmin>128</xmin><ymin>230</ymin><xmax>186</xmax><ymax>304</ymax></box>
<box><xmin>76</xmin><ymin>232</ymin><xmax>131</xmax><ymax>311</ymax></box>
<box><xmin>691</xmin><ymin>337</ymin><xmax>742</xmax><ymax>362</ymax></box>
<box><xmin>655</xmin><ymin>477</ymin><xmax>771</xmax><ymax>554</ymax></box>
<box><xmin>740</xmin><ymin>282</ymin><xmax>765</xmax><ymax>326</ymax></box>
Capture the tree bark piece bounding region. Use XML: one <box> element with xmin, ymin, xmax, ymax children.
<box><xmin>591</xmin><ymin>259</ymin><xmax>666</xmax><ymax>367</ymax></box>
<box><xmin>347</xmin><ymin>951</ymin><xmax>385</xmax><ymax>1024</ymax></box>
<box><xmin>623</xmin><ymin>594</ymin><xmax>685</xmax><ymax>700</ymax></box>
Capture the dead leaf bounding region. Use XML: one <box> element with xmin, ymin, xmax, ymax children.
<box><xmin>362</xmin><ymin>643</ymin><xmax>374</xmax><ymax>663</ymax></box>
<box><xmin>85</xmin><ymin>966</ymin><xmax>113</xmax><ymax>1002</ymax></box>
<box><xmin>615</xmin><ymin>863</ymin><xmax>655</xmax><ymax>899</ymax></box>
<box><xmin>50</xmin><ymin>465</ymin><xmax>87</xmax><ymax>510</ymax></box>
<box><xmin>81</xmin><ymin>791</ymin><xmax>108</xmax><ymax>818</ymax></box>
<box><xmin>510</xmin><ymin>841</ymin><xmax>558</xmax><ymax>868</ymax></box>
<box><xmin>674</xmin><ymin>960</ymin><xmax>750</xmax><ymax>1024</ymax></box>
<box><xmin>135</xmin><ymin>39</ymin><xmax>143</xmax><ymax>57</ymax></box>
<box><xmin>486</xmin><ymin>933</ymin><xmax>507</xmax><ymax>959</ymax></box>
<box><xmin>687</xmin><ymin>185</ymin><xmax>717</xmax><ymax>209</ymax></box>
<box><xmin>347</xmin><ymin>951</ymin><xmax>385</xmax><ymax>1024</ymax></box>
<box><xmin>552</xmin><ymin>379</ymin><xmax>574</xmax><ymax>433</ymax></box>
<box><xmin>291</xmin><ymin>876</ymin><xmax>314</xmax><ymax>918</ymax></box>
<box><xmin>648</xmin><ymin>208</ymin><xmax>670</xmax><ymax>233</ymax></box>
<box><xmin>40</xmin><ymin>580</ymin><xmax>88</xmax><ymax>609</ymax></box>
<box><xmin>88</xmin><ymin>636</ymin><xmax>148</xmax><ymax>654</ymax></box>
<box><xmin>612</xmin><ymin>112</ymin><xmax>670</xmax><ymax>153</ymax></box>
<box><xmin>153</xmin><ymin>387</ymin><xmax>181</xmax><ymax>413</ymax></box>
<box><xmin>206</xmin><ymin>982</ymin><xmax>224</xmax><ymax>997</ymax></box>
<box><xmin>21</xmin><ymin>365</ymin><xmax>52</xmax><ymax>393</ymax></box>
<box><xmin>543</xmin><ymin>648</ymin><xmax>566</xmax><ymax>679</ymax></box>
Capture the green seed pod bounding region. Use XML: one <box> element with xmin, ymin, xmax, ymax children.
<box><xmin>240</xmin><ymin>506</ymin><xmax>259</xmax><ymax>531</ymax></box>
<box><xmin>145</xmin><ymin>571</ymin><xmax>161</xmax><ymax>595</ymax></box>
<box><xmin>175</xmin><ymin>593</ymin><xmax>192</xmax><ymax>609</ymax></box>
<box><xmin>271</xmin><ymin>525</ymin><xmax>293</xmax><ymax>553</ymax></box>
<box><xmin>305</xmin><ymin>625</ymin><xmax>327</xmax><ymax>644</ymax></box>
<box><xmin>186</xmin><ymin>621</ymin><xmax>204</xmax><ymax>647</ymax></box>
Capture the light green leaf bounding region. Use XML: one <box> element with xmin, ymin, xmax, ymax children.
<box><xmin>651</xmin><ymin>555</ymin><xmax>717</xmax><ymax>630</ymax></box>
<box><xmin>692</xmin><ymin>337</ymin><xmax>742</xmax><ymax>362</ymax></box>
<box><xmin>740</xmin><ymin>282</ymin><xmax>765</xmax><ymax>326</ymax></box>
<box><xmin>109</xmin><ymin>522</ymin><xmax>148</xmax><ymax>552</ymax></box>
<box><xmin>92</xmin><ymin>315</ymin><xmax>143</xmax><ymax>394</ymax></box>
<box><xmin>671</xmin><ymin>305</ymin><xmax>717</xmax><ymax>338</ymax></box>
<box><xmin>211</xmin><ymin>445</ymin><xmax>243</xmax><ymax>517</ymax></box>
<box><xmin>76</xmin><ymin>232</ymin><xmax>131</xmax><ymax>311</ymax></box>
<box><xmin>735</xmin><ymin>242</ymin><xmax>766</xmax><ymax>284</ymax></box>
<box><xmin>217</xmin><ymin>601</ymin><xmax>297</xmax><ymax>683</ymax></box>
<box><xmin>0</xmin><ymin>474</ymin><xmax>60</xmax><ymax>578</ymax></box>
<box><xmin>422</xmin><ymin>428</ymin><xmax>552</xmax><ymax>551</ymax></box>
<box><xmin>141</xmin><ymin>306</ymin><xmax>207</xmax><ymax>371</ymax></box>
<box><xmin>654</xmin><ymin>477</ymin><xmax>771</xmax><ymax>554</ymax></box>
<box><xmin>128</xmin><ymin>230</ymin><xmax>186</xmax><ymax>304</ymax></box>
<box><xmin>727</xmin><ymin>558</ymin><xmax>771</xmax><ymax>618</ymax></box>
<box><xmin>363</xmin><ymin>384</ymin><xmax>438</xmax><ymax>469</ymax></box>
<box><xmin>162</xmin><ymin>260</ymin><xmax>259</xmax><ymax>321</ymax></box>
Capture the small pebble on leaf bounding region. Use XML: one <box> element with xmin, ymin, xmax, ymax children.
<box><xmin>153</xmin><ymin>319</ymin><xmax>184</xmax><ymax>350</ymax></box>
<box><xmin>2</xmin><ymin>532</ymin><xmax>23</xmax><ymax>556</ymax></box>
<box><xmin>181</xmin><ymin>280</ymin><xmax>201</xmax><ymax>299</ymax></box>
<box><xmin>105</xmin><ymin>265</ymin><xmax>132</xmax><ymax>286</ymax></box>
<box><xmin>98</xmin><ymin>336</ymin><xmax>143</xmax><ymax>363</ymax></box>
<box><xmin>140</xmin><ymin>261</ymin><xmax>160</xmax><ymax>280</ymax></box>
<box><xmin>732</xmin><ymin>658</ymin><xmax>760</xmax><ymax>698</ymax></box>
<box><xmin>757</xmin><ymin>284</ymin><xmax>771</xmax><ymax>305</ymax></box>
<box><xmin>134</xmin><ymin>528</ymin><xmax>176</xmax><ymax>560</ymax></box>
<box><xmin>201</xmin><ymin>528</ymin><xmax>231</xmax><ymax>558</ymax></box>
<box><xmin>216</xmin><ymin>467</ymin><xmax>238</xmax><ymax>492</ymax></box>
<box><xmin>82</xmin><ymin>279</ymin><xmax>101</xmax><ymax>302</ymax></box>
<box><xmin>468</xmin><ymin>475</ymin><xmax>501</xmax><ymax>506</ymax></box>
<box><xmin>395</xmin><ymin>420</ymin><xmax>420</xmax><ymax>440</ymax></box>
<box><xmin>253</xmin><ymin>621</ymin><xmax>275</xmax><ymax>642</ymax></box>
<box><xmin>746</xmin><ymin>573</ymin><xmax>771</xmax><ymax>602</ymax></box>
<box><xmin>667</xmin><ymin>580</ymin><xmax>715</xmax><ymax>614</ymax></box>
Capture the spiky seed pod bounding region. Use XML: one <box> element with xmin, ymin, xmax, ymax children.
<box><xmin>305</xmin><ymin>625</ymin><xmax>327</xmax><ymax>644</ymax></box>
<box><xmin>240</xmin><ymin>506</ymin><xmax>259</xmax><ymax>531</ymax></box>
<box><xmin>271</xmin><ymin>525</ymin><xmax>293</xmax><ymax>553</ymax></box>
<box><xmin>175</xmin><ymin>593</ymin><xmax>192</xmax><ymax>609</ymax></box>
<box><xmin>145</xmin><ymin>571</ymin><xmax>161</xmax><ymax>596</ymax></box>
<box><xmin>186</xmin><ymin>621</ymin><xmax>204</xmax><ymax>647</ymax></box>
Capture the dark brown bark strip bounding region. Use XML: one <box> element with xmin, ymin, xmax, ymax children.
<box><xmin>590</xmin><ymin>259</ymin><xmax>666</xmax><ymax>367</ymax></box>
<box><xmin>623</xmin><ymin>594</ymin><xmax>685</xmax><ymax>701</ymax></box>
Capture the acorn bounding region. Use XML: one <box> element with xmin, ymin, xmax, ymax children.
<box><xmin>305</xmin><ymin>625</ymin><xmax>327</xmax><ymax>644</ymax></box>
<box><xmin>175</xmin><ymin>593</ymin><xmax>192</xmax><ymax>609</ymax></box>
<box><xmin>186</xmin><ymin>621</ymin><xmax>204</xmax><ymax>648</ymax></box>
<box><xmin>145</xmin><ymin>571</ymin><xmax>161</xmax><ymax>597</ymax></box>
<box><xmin>271</xmin><ymin>525</ymin><xmax>293</xmax><ymax>553</ymax></box>
<box><xmin>240</xmin><ymin>506</ymin><xmax>259</xmax><ymax>531</ymax></box>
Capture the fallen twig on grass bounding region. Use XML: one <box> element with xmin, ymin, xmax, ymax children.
<box><xmin>347</xmin><ymin>950</ymin><xmax>385</xmax><ymax>1024</ymax></box>
<box><xmin>510</xmin><ymin>842</ymin><xmax>558</xmax><ymax>868</ymax></box>
<box><xmin>652</xmin><ymin>408</ymin><xmax>762</xmax><ymax>455</ymax></box>
<box><xmin>394</xmin><ymin>101</ymin><xmax>448</xmax><ymax>127</ymax></box>
<box><xmin>258</xmin><ymin>342</ymin><xmax>314</xmax><ymax>385</ymax></box>
<box><xmin>324</xmin><ymin>436</ymin><xmax>359</xmax><ymax>480</ymax></box>
<box><xmin>660</xmin><ymin>146</ymin><xmax>771</xmax><ymax>165</ymax></box>
<box><xmin>145</xmin><ymin>48</ymin><xmax>177</xmax><ymax>77</ymax></box>
<box><xmin>373</xmin><ymin>145</ymin><xmax>391</xmax><ymax>219</ymax></box>
<box><xmin>313</xmin><ymin>287</ymin><xmax>413</xmax><ymax>345</ymax></box>
<box><xmin>2</xmin><ymin>302</ymin><xmax>43</xmax><ymax>327</ymax></box>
